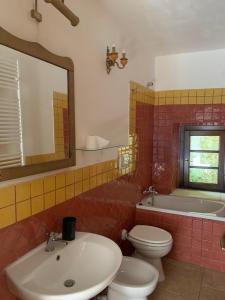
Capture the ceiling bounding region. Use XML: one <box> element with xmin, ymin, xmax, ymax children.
<box><xmin>100</xmin><ymin>0</ymin><xmax>225</xmax><ymax>56</ymax></box>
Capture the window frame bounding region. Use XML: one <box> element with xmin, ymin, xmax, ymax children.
<box><xmin>179</xmin><ymin>125</ymin><xmax>225</xmax><ymax>192</ymax></box>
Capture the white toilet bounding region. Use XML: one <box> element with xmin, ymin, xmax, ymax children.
<box><xmin>127</xmin><ymin>225</ymin><xmax>173</xmax><ymax>282</ymax></box>
<box><xmin>108</xmin><ymin>256</ymin><xmax>159</xmax><ymax>300</ymax></box>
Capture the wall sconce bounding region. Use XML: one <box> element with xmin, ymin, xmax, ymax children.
<box><xmin>106</xmin><ymin>45</ymin><xmax>128</xmax><ymax>74</ymax></box>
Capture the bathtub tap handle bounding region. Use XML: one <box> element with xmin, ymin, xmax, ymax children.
<box><xmin>143</xmin><ymin>186</ymin><xmax>158</xmax><ymax>195</ymax></box>
<box><xmin>220</xmin><ymin>232</ymin><xmax>225</xmax><ymax>251</ymax></box>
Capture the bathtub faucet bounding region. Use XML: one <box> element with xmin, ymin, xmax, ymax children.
<box><xmin>142</xmin><ymin>186</ymin><xmax>158</xmax><ymax>206</ymax></box>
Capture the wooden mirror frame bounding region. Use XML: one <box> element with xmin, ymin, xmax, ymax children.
<box><xmin>0</xmin><ymin>27</ymin><xmax>75</xmax><ymax>181</ymax></box>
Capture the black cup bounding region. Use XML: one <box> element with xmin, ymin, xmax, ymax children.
<box><xmin>62</xmin><ymin>217</ymin><xmax>76</xmax><ymax>241</ymax></box>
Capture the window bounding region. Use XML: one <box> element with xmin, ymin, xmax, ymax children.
<box><xmin>180</xmin><ymin>126</ymin><xmax>225</xmax><ymax>191</ymax></box>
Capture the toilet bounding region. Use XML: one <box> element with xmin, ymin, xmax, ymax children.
<box><xmin>127</xmin><ymin>225</ymin><xmax>173</xmax><ymax>282</ymax></box>
<box><xmin>108</xmin><ymin>256</ymin><xmax>159</xmax><ymax>300</ymax></box>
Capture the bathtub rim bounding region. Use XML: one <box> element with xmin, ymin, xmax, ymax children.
<box><xmin>136</xmin><ymin>203</ymin><xmax>225</xmax><ymax>222</ymax></box>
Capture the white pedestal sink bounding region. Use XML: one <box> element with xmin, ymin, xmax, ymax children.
<box><xmin>5</xmin><ymin>232</ymin><xmax>122</xmax><ymax>300</ymax></box>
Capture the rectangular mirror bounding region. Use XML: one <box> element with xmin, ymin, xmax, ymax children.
<box><xmin>0</xmin><ymin>27</ymin><xmax>75</xmax><ymax>181</ymax></box>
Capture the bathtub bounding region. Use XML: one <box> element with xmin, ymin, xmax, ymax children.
<box><xmin>137</xmin><ymin>194</ymin><xmax>225</xmax><ymax>220</ymax></box>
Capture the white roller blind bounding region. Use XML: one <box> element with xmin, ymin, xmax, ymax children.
<box><xmin>0</xmin><ymin>53</ymin><xmax>23</xmax><ymax>168</ymax></box>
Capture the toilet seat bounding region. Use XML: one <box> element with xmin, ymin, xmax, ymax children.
<box><xmin>128</xmin><ymin>235</ymin><xmax>172</xmax><ymax>247</ymax></box>
<box><xmin>129</xmin><ymin>225</ymin><xmax>172</xmax><ymax>245</ymax></box>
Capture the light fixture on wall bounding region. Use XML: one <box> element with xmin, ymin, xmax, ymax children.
<box><xmin>31</xmin><ymin>0</ymin><xmax>80</xmax><ymax>27</ymax></box>
<box><xmin>106</xmin><ymin>45</ymin><xmax>128</xmax><ymax>74</ymax></box>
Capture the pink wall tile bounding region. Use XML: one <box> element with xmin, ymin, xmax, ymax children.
<box><xmin>135</xmin><ymin>209</ymin><xmax>225</xmax><ymax>272</ymax></box>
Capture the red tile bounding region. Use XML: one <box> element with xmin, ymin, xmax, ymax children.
<box><xmin>213</xmin><ymin>221</ymin><xmax>225</xmax><ymax>236</ymax></box>
<box><xmin>192</xmin><ymin>218</ymin><xmax>203</xmax><ymax>230</ymax></box>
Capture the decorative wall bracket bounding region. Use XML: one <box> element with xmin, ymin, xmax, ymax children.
<box><xmin>31</xmin><ymin>0</ymin><xmax>79</xmax><ymax>27</ymax></box>
<box><xmin>106</xmin><ymin>46</ymin><xmax>128</xmax><ymax>74</ymax></box>
<box><xmin>31</xmin><ymin>0</ymin><xmax>42</xmax><ymax>23</ymax></box>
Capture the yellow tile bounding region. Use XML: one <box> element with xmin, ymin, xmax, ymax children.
<box><xmin>173</xmin><ymin>97</ymin><xmax>181</xmax><ymax>105</ymax></box>
<box><xmin>154</xmin><ymin>97</ymin><xmax>159</xmax><ymax>105</ymax></box>
<box><xmin>205</xmin><ymin>89</ymin><xmax>214</xmax><ymax>96</ymax></box>
<box><xmin>44</xmin><ymin>175</ymin><xmax>55</xmax><ymax>193</ymax></box>
<box><xmin>196</xmin><ymin>89</ymin><xmax>205</xmax><ymax>97</ymax></box>
<box><xmin>165</xmin><ymin>90</ymin><xmax>174</xmax><ymax>97</ymax></box>
<box><xmin>82</xmin><ymin>179</ymin><xmax>90</xmax><ymax>192</ymax></box>
<box><xmin>74</xmin><ymin>169</ymin><xmax>83</xmax><ymax>183</ymax></box>
<box><xmin>158</xmin><ymin>91</ymin><xmax>166</xmax><ymax>97</ymax></box>
<box><xmin>90</xmin><ymin>164</ymin><xmax>97</xmax><ymax>177</ymax></box>
<box><xmin>222</xmin><ymin>96</ymin><xmax>225</xmax><ymax>103</ymax></box>
<box><xmin>158</xmin><ymin>97</ymin><xmax>166</xmax><ymax>105</ymax></box>
<box><xmin>66</xmin><ymin>185</ymin><xmax>74</xmax><ymax>200</ymax></box>
<box><xmin>56</xmin><ymin>188</ymin><xmax>65</xmax><ymax>204</ymax></box>
<box><xmin>188</xmin><ymin>89</ymin><xmax>197</xmax><ymax>97</ymax></box>
<box><xmin>96</xmin><ymin>174</ymin><xmax>103</xmax><ymax>186</ymax></box>
<box><xmin>174</xmin><ymin>90</ymin><xmax>181</xmax><ymax>97</ymax></box>
<box><xmin>31</xmin><ymin>179</ymin><xmax>43</xmax><ymax>198</ymax></box>
<box><xmin>101</xmin><ymin>162</ymin><xmax>108</xmax><ymax>173</ymax></box>
<box><xmin>56</xmin><ymin>173</ymin><xmax>65</xmax><ymax>189</ymax></box>
<box><xmin>65</xmin><ymin>171</ymin><xmax>74</xmax><ymax>186</ymax></box>
<box><xmin>90</xmin><ymin>177</ymin><xmax>97</xmax><ymax>189</ymax></box>
<box><xmin>213</xmin><ymin>96</ymin><xmax>221</xmax><ymax>104</ymax></box>
<box><xmin>0</xmin><ymin>205</ymin><xmax>16</xmax><ymax>229</ymax></box>
<box><xmin>102</xmin><ymin>173</ymin><xmax>108</xmax><ymax>184</ymax></box>
<box><xmin>181</xmin><ymin>90</ymin><xmax>189</xmax><ymax>97</ymax></box>
<box><xmin>16</xmin><ymin>183</ymin><xmax>30</xmax><ymax>203</ymax></box>
<box><xmin>44</xmin><ymin>191</ymin><xmax>55</xmax><ymax>209</ymax></box>
<box><xmin>222</xmin><ymin>88</ymin><xmax>225</xmax><ymax>96</ymax></box>
<box><xmin>16</xmin><ymin>200</ymin><xmax>31</xmax><ymax>222</ymax></box>
<box><xmin>205</xmin><ymin>96</ymin><xmax>213</xmax><ymax>104</ymax></box>
<box><xmin>180</xmin><ymin>97</ymin><xmax>189</xmax><ymax>104</ymax></box>
<box><xmin>82</xmin><ymin>167</ymin><xmax>90</xmax><ymax>180</ymax></box>
<box><xmin>0</xmin><ymin>186</ymin><xmax>15</xmax><ymax>208</ymax></box>
<box><xmin>96</xmin><ymin>163</ymin><xmax>103</xmax><ymax>174</ymax></box>
<box><xmin>105</xmin><ymin>161</ymin><xmax>112</xmax><ymax>172</ymax></box>
<box><xmin>107</xmin><ymin>171</ymin><xmax>114</xmax><ymax>182</ymax></box>
<box><xmin>75</xmin><ymin>182</ymin><xmax>82</xmax><ymax>196</ymax></box>
<box><xmin>213</xmin><ymin>88</ymin><xmax>222</xmax><ymax>96</ymax></box>
<box><xmin>197</xmin><ymin>97</ymin><xmax>205</xmax><ymax>104</ymax></box>
<box><xmin>189</xmin><ymin>97</ymin><xmax>197</xmax><ymax>104</ymax></box>
<box><xmin>113</xmin><ymin>169</ymin><xmax>119</xmax><ymax>179</ymax></box>
<box><xmin>31</xmin><ymin>195</ymin><xmax>44</xmax><ymax>215</ymax></box>
<box><xmin>166</xmin><ymin>97</ymin><xmax>173</xmax><ymax>105</ymax></box>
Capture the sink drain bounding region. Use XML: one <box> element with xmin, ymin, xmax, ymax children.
<box><xmin>64</xmin><ymin>279</ymin><xmax>75</xmax><ymax>288</ymax></box>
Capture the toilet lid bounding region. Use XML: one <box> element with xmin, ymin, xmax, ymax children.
<box><xmin>129</xmin><ymin>225</ymin><xmax>172</xmax><ymax>244</ymax></box>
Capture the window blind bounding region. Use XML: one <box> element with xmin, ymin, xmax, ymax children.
<box><xmin>0</xmin><ymin>53</ymin><xmax>23</xmax><ymax>168</ymax></box>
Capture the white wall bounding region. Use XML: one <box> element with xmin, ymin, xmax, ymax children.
<box><xmin>37</xmin><ymin>0</ymin><xmax>154</xmax><ymax>166</ymax></box>
<box><xmin>0</xmin><ymin>0</ymin><xmax>154</xmax><ymax>170</ymax></box>
<box><xmin>155</xmin><ymin>49</ymin><xmax>225</xmax><ymax>91</ymax></box>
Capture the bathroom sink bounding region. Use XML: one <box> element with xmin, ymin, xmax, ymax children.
<box><xmin>5</xmin><ymin>232</ymin><xmax>122</xmax><ymax>300</ymax></box>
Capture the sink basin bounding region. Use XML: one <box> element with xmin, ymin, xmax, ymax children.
<box><xmin>5</xmin><ymin>232</ymin><xmax>122</xmax><ymax>300</ymax></box>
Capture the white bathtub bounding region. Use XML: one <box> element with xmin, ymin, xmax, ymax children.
<box><xmin>137</xmin><ymin>195</ymin><xmax>225</xmax><ymax>220</ymax></box>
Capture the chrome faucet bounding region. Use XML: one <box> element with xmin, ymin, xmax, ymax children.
<box><xmin>45</xmin><ymin>232</ymin><xmax>68</xmax><ymax>252</ymax></box>
<box><xmin>142</xmin><ymin>186</ymin><xmax>158</xmax><ymax>206</ymax></box>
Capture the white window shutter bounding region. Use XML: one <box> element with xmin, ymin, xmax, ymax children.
<box><xmin>0</xmin><ymin>53</ymin><xmax>23</xmax><ymax>168</ymax></box>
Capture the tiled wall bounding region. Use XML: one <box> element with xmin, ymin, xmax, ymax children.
<box><xmin>153</xmin><ymin>88</ymin><xmax>225</xmax><ymax>193</ymax></box>
<box><xmin>0</xmin><ymin>160</ymin><xmax>119</xmax><ymax>230</ymax></box>
<box><xmin>0</xmin><ymin>81</ymin><xmax>155</xmax><ymax>299</ymax></box>
<box><xmin>136</xmin><ymin>209</ymin><xmax>225</xmax><ymax>272</ymax></box>
<box><xmin>2</xmin><ymin>83</ymin><xmax>225</xmax><ymax>299</ymax></box>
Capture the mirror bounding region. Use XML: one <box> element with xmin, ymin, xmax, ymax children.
<box><xmin>0</xmin><ymin>27</ymin><xmax>75</xmax><ymax>181</ymax></box>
